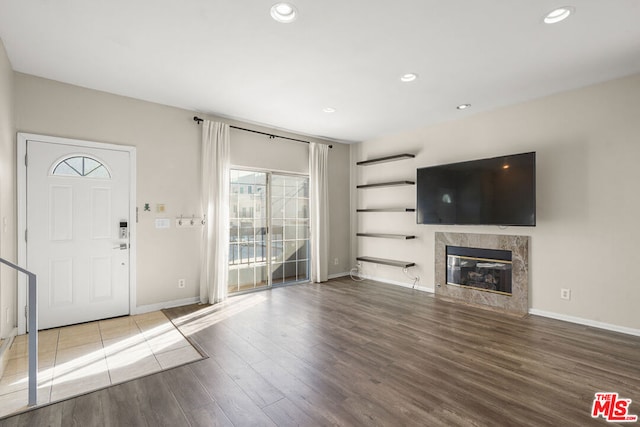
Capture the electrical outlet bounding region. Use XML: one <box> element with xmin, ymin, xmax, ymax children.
<box><xmin>560</xmin><ymin>288</ymin><xmax>571</xmax><ymax>300</ymax></box>
<box><xmin>178</xmin><ymin>279</ymin><xmax>186</xmax><ymax>288</ymax></box>
<box><xmin>334</xmin><ymin>258</ymin><xmax>339</xmax><ymax>265</ymax></box>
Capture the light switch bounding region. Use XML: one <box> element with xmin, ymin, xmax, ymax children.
<box><xmin>155</xmin><ymin>218</ymin><xmax>171</xmax><ymax>229</ymax></box>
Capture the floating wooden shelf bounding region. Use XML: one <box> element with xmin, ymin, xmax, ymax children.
<box><xmin>356</xmin><ymin>208</ymin><xmax>416</xmax><ymax>212</ymax></box>
<box><xmin>355</xmin><ymin>153</ymin><xmax>416</xmax><ymax>272</ymax></box>
<box><xmin>357</xmin><ymin>233</ymin><xmax>416</xmax><ymax>240</ymax></box>
<box><xmin>356</xmin><ymin>256</ymin><xmax>416</xmax><ymax>268</ymax></box>
<box><xmin>356</xmin><ymin>181</ymin><xmax>415</xmax><ymax>189</ymax></box>
<box><xmin>357</xmin><ymin>153</ymin><xmax>415</xmax><ymax>166</ymax></box>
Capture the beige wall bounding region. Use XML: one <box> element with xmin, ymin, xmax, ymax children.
<box><xmin>14</xmin><ymin>73</ymin><xmax>350</xmax><ymax>310</ymax></box>
<box><xmin>227</xmin><ymin>124</ymin><xmax>351</xmax><ymax>275</ymax></box>
<box><xmin>6</xmin><ymin>55</ymin><xmax>638</xmax><ymax>332</ymax></box>
<box><xmin>9</xmin><ymin>66</ymin><xmax>639</xmax><ymax>332</ymax></box>
<box><xmin>0</xmin><ymin>40</ymin><xmax>16</xmax><ymax>338</ymax></box>
<box><xmin>352</xmin><ymin>72</ymin><xmax>640</xmax><ymax>331</ymax></box>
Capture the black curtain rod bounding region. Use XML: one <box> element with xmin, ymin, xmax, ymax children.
<box><xmin>193</xmin><ymin>116</ymin><xmax>332</xmax><ymax>148</ymax></box>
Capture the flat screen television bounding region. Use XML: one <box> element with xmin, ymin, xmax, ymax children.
<box><xmin>416</xmin><ymin>152</ymin><xmax>536</xmax><ymax>226</ymax></box>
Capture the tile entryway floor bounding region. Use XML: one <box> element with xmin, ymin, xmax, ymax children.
<box><xmin>0</xmin><ymin>311</ymin><xmax>203</xmax><ymax>417</ymax></box>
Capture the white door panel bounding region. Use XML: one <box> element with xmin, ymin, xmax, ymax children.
<box><xmin>27</xmin><ymin>140</ymin><xmax>130</xmax><ymax>329</ymax></box>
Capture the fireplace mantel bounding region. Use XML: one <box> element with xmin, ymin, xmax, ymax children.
<box><xmin>434</xmin><ymin>232</ymin><xmax>529</xmax><ymax>316</ymax></box>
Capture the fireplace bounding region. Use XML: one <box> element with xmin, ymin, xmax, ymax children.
<box><xmin>446</xmin><ymin>246</ymin><xmax>512</xmax><ymax>296</ymax></box>
<box><xmin>435</xmin><ymin>232</ymin><xmax>529</xmax><ymax>316</ymax></box>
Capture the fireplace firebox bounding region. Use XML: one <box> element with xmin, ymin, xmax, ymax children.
<box><xmin>446</xmin><ymin>246</ymin><xmax>512</xmax><ymax>296</ymax></box>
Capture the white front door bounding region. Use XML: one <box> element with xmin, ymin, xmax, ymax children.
<box><xmin>26</xmin><ymin>140</ymin><xmax>131</xmax><ymax>329</ymax></box>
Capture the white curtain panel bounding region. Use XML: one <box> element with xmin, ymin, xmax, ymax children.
<box><xmin>309</xmin><ymin>142</ymin><xmax>330</xmax><ymax>282</ymax></box>
<box><xmin>200</xmin><ymin>120</ymin><xmax>230</xmax><ymax>304</ymax></box>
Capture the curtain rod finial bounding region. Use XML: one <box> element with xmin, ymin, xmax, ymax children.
<box><xmin>193</xmin><ymin>116</ymin><xmax>203</xmax><ymax>124</ymax></box>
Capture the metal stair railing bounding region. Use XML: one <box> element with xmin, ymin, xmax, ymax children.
<box><xmin>0</xmin><ymin>257</ymin><xmax>37</xmax><ymax>407</ymax></box>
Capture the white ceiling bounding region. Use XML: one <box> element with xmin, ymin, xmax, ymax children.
<box><xmin>1</xmin><ymin>1</ymin><xmax>640</xmax><ymax>143</ymax></box>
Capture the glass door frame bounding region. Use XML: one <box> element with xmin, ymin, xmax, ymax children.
<box><xmin>228</xmin><ymin>167</ymin><xmax>310</xmax><ymax>295</ymax></box>
<box><xmin>269</xmin><ymin>171</ymin><xmax>310</xmax><ymax>288</ymax></box>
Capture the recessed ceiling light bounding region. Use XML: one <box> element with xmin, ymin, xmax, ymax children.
<box><xmin>400</xmin><ymin>73</ymin><xmax>418</xmax><ymax>82</ymax></box>
<box><xmin>271</xmin><ymin>3</ymin><xmax>298</xmax><ymax>23</ymax></box>
<box><xmin>544</xmin><ymin>6</ymin><xmax>574</xmax><ymax>24</ymax></box>
<box><xmin>322</xmin><ymin>107</ymin><xmax>336</xmax><ymax>113</ymax></box>
<box><xmin>456</xmin><ymin>104</ymin><xmax>471</xmax><ymax>110</ymax></box>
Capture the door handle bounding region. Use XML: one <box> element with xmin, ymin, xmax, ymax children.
<box><xmin>113</xmin><ymin>244</ymin><xmax>128</xmax><ymax>250</ymax></box>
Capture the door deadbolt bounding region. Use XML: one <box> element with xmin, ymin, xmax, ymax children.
<box><xmin>119</xmin><ymin>221</ymin><xmax>128</xmax><ymax>239</ymax></box>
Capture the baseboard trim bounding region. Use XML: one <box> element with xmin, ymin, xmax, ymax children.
<box><xmin>358</xmin><ymin>274</ymin><xmax>434</xmax><ymax>293</ymax></box>
<box><xmin>528</xmin><ymin>308</ymin><xmax>640</xmax><ymax>337</ymax></box>
<box><xmin>133</xmin><ymin>297</ymin><xmax>200</xmax><ymax>315</ymax></box>
<box><xmin>328</xmin><ymin>272</ymin><xmax>350</xmax><ymax>280</ymax></box>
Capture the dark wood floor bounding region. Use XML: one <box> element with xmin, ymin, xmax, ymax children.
<box><xmin>2</xmin><ymin>277</ymin><xmax>639</xmax><ymax>426</ymax></box>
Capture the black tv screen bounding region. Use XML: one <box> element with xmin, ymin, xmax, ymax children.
<box><xmin>416</xmin><ymin>152</ymin><xmax>536</xmax><ymax>226</ymax></box>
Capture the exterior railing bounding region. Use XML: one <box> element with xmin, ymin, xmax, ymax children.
<box><xmin>0</xmin><ymin>258</ymin><xmax>37</xmax><ymax>406</ymax></box>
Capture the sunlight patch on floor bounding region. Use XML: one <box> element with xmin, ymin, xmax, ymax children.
<box><xmin>0</xmin><ymin>311</ymin><xmax>202</xmax><ymax>417</ymax></box>
<box><xmin>172</xmin><ymin>293</ymin><xmax>267</xmax><ymax>336</ymax></box>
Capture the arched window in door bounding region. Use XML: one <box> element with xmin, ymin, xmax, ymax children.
<box><xmin>51</xmin><ymin>156</ymin><xmax>111</xmax><ymax>178</ymax></box>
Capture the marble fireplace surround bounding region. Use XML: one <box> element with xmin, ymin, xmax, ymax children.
<box><xmin>435</xmin><ymin>232</ymin><xmax>529</xmax><ymax>317</ymax></box>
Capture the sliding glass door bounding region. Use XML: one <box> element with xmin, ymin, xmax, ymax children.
<box><xmin>270</xmin><ymin>174</ymin><xmax>310</xmax><ymax>285</ymax></box>
<box><xmin>228</xmin><ymin>169</ymin><xmax>309</xmax><ymax>294</ymax></box>
<box><xmin>228</xmin><ymin>170</ymin><xmax>268</xmax><ymax>293</ymax></box>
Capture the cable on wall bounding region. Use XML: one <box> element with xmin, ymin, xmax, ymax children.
<box><xmin>193</xmin><ymin>116</ymin><xmax>332</xmax><ymax>148</ymax></box>
<box><xmin>350</xmin><ymin>268</ymin><xmax>365</xmax><ymax>282</ymax></box>
<box><xmin>403</xmin><ymin>268</ymin><xmax>420</xmax><ymax>288</ymax></box>
<box><xmin>350</xmin><ymin>263</ymin><xmax>365</xmax><ymax>282</ymax></box>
